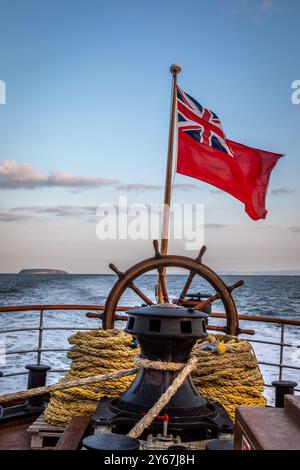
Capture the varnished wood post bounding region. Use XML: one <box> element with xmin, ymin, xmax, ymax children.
<box><xmin>158</xmin><ymin>64</ymin><xmax>181</xmax><ymax>303</ymax></box>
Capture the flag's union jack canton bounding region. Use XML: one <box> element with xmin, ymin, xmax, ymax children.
<box><xmin>176</xmin><ymin>86</ymin><xmax>233</xmax><ymax>156</ymax></box>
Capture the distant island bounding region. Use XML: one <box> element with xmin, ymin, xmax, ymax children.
<box><xmin>18</xmin><ymin>269</ymin><xmax>68</xmax><ymax>275</ymax></box>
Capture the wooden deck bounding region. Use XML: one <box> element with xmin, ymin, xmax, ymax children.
<box><xmin>0</xmin><ymin>417</ymin><xmax>34</xmax><ymax>450</ymax></box>
<box><xmin>0</xmin><ymin>414</ymin><xmax>91</xmax><ymax>450</ymax></box>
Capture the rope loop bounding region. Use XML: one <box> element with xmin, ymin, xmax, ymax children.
<box><xmin>134</xmin><ymin>357</ymin><xmax>188</xmax><ymax>371</ymax></box>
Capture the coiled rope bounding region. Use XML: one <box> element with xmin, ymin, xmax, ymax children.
<box><xmin>44</xmin><ymin>329</ymin><xmax>266</xmax><ymax>427</ymax></box>
<box><xmin>192</xmin><ymin>334</ymin><xmax>267</xmax><ymax>419</ymax></box>
<box><xmin>45</xmin><ymin>329</ymin><xmax>138</xmax><ymax>426</ymax></box>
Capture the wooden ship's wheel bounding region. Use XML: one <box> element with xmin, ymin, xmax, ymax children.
<box><xmin>103</xmin><ymin>240</ymin><xmax>244</xmax><ymax>336</ymax></box>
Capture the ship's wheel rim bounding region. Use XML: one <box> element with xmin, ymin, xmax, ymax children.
<box><xmin>103</xmin><ymin>253</ymin><xmax>239</xmax><ymax>335</ymax></box>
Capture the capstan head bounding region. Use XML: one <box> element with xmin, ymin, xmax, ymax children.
<box><xmin>125</xmin><ymin>303</ymin><xmax>207</xmax><ymax>339</ymax></box>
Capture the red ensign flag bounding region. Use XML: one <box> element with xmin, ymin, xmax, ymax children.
<box><xmin>176</xmin><ymin>86</ymin><xmax>283</xmax><ymax>220</ymax></box>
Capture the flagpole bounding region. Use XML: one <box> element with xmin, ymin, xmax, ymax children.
<box><xmin>158</xmin><ymin>63</ymin><xmax>181</xmax><ymax>303</ymax></box>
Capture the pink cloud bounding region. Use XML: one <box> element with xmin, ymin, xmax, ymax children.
<box><xmin>0</xmin><ymin>160</ymin><xmax>118</xmax><ymax>190</ymax></box>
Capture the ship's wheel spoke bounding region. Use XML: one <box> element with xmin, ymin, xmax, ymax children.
<box><xmin>194</xmin><ymin>292</ymin><xmax>220</xmax><ymax>310</ymax></box>
<box><xmin>152</xmin><ymin>239</ymin><xmax>169</xmax><ymax>303</ymax></box>
<box><xmin>128</xmin><ymin>282</ymin><xmax>153</xmax><ymax>306</ymax></box>
<box><xmin>177</xmin><ymin>245</ymin><xmax>207</xmax><ymax>305</ymax></box>
<box><xmin>194</xmin><ymin>280</ymin><xmax>244</xmax><ymax>311</ymax></box>
<box><xmin>109</xmin><ymin>263</ymin><xmax>153</xmax><ymax>305</ymax></box>
<box><xmin>177</xmin><ymin>270</ymin><xmax>196</xmax><ymax>305</ymax></box>
<box><xmin>157</xmin><ymin>267</ymin><xmax>169</xmax><ymax>304</ymax></box>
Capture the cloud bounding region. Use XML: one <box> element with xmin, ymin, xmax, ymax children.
<box><xmin>0</xmin><ymin>211</ymin><xmax>34</xmax><ymax>222</ymax></box>
<box><xmin>271</xmin><ymin>188</ymin><xmax>294</xmax><ymax>195</ymax></box>
<box><xmin>0</xmin><ymin>206</ymin><xmax>230</xmax><ymax>229</ymax></box>
<box><xmin>258</xmin><ymin>0</ymin><xmax>272</xmax><ymax>12</ymax></box>
<box><xmin>0</xmin><ymin>160</ymin><xmax>119</xmax><ymax>190</ymax></box>
<box><xmin>205</xmin><ymin>223</ymin><xmax>227</xmax><ymax>229</ymax></box>
<box><xmin>255</xmin><ymin>0</ymin><xmax>273</xmax><ymax>24</ymax></box>
<box><xmin>0</xmin><ymin>205</ymin><xmax>99</xmax><ymax>223</ymax></box>
<box><xmin>12</xmin><ymin>205</ymin><xmax>97</xmax><ymax>216</ymax></box>
<box><xmin>14</xmin><ymin>205</ymin><xmax>97</xmax><ymax>216</ymax></box>
<box><xmin>173</xmin><ymin>183</ymin><xmax>201</xmax><ymax>191</ymax></box>
<box><xmin>0</xmin><ymin>160</ymin><xmax>209</xmax><ymax>194</ymax></box>
<box><xmin>0</xmin><ymin>160</ymin><xmax>214</xmax><ymax>194</ymax></box>
<box><xmin>232</xmin><ymin>0</ymin><xmax>273</xmax><ymax>24</ymax></box>
<box><xmin>116</xmin><ymin>183</ymin><xmax>162</xmax><ymax>192</ymax></box>
<box><xmin>289</xmin><ymin>226</ymin><xmax>300</xmax><ymax>234</ymax></box>
<box><xmin>108</xmin><ymin>182</ymin><xmax>201</xmax><ymax>193</ymax></box>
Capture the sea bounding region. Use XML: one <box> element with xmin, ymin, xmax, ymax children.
<box><xmin>0</xmin><ymin>273</ymin><xmax>299</xmax><ymax>402</ymax></box>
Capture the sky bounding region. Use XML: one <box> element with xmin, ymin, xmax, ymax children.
<box><xmin>0</xmin><ymin>0</ymin><xmax>299</xmax><ymax>273</ymax></box>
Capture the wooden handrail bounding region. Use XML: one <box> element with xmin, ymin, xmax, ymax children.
<box><xmin>0</xmin><ymin>304</ymin><xmax>130</xmax><ymax>312</ymax></box>
<box><xmin>0</xmin><ymin>304</ymin><xmax>299</xmax><ymax>327</ymax></box>
<box><xmin>210</xmin><ymin>312</ymin><xmax>300</xmax><ymax>327</ymax></box>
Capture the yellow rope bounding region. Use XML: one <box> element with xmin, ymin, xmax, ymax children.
<box><xmin>44</xmin><ymin>329</ymin><xmax>138</xmax><ymax>426</ymax></box>
<box><xmin>44</xmin><ymin>330</ymin><xmax>266</xmax><ymax>427</ymax></box>
<box><xmin>192</xmin><ymin>334</ymin><xmax>267</xmax><ymax>419</ymax></box>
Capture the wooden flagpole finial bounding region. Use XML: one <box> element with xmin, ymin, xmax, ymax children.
<box><xmin>170</xmin><ymin>64</ymin><xmax>181</xmax><ymax>74</ymax></box>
